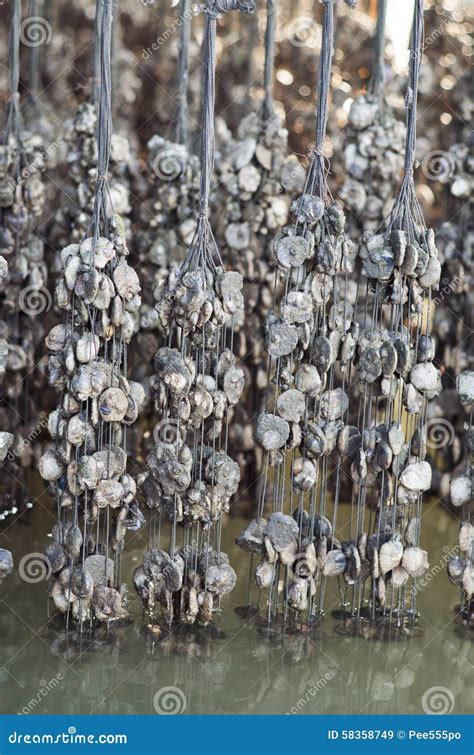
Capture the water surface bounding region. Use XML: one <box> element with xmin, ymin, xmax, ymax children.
<box><xmin>0</xmin><ymin>476</ymin><xmax>471</xmax><ymax>716</ymax></box>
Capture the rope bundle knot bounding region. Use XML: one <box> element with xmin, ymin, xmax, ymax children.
<box><xmin>200</xmin><ymin>0</ymin><xmax>255</xmax><ymax>19</ymax></box>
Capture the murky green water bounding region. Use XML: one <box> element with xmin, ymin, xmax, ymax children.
<box><xmin>0</xmin><ymin>475</ymin><xmax>471</xmax><ymax>716</ymax></box>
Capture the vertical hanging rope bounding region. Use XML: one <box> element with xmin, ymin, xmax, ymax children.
<box><xmin>199</xmin><ymin>0</ymin><xmax>254</xmax><ymax>220</ymax></box>
<box><xmin>175</xmin><ymin>0</ymin><xmax>192</xmax><ymax>146</ymax></box>
<box><xmin>404</xmin><ymin>0</ymin><xmax>423</xmax><ymax>179</ymax></box>
<box><xmin>368</xmin><ymin>0</ymin><xmax>387</xmax><ymax>94</ymax></box>
<box><xmin>5</xmin><ymin>0</ymin><xmax>22</xmax><ymax>141</ymax></box>
<box><xmin>197</xmin><ymin>7</ymin><xmax>217</xmax><ymax>220</ymax></box>
<box><xmin>93</xmin><ymin>0</ymin><xmax>105</xmax><ymax>110</ymax></box>
<box><xmin>196</xmin><ymin>0</ymin><xmax>255</xmax><ymax>224</ymax></box>
<box><xmin>308</xmin><ymin>0</ymin><xmax>334</xmax><ymax>201</ymax></box>
<box><xmin>390</xmin><ymin>0</ymin><xmax>425</xmax><ymax>239</ymax></box>
<box><xmin>27</xmin><ymin>0</ymin><xmax>41</xmax><ymax>100</ymax></box>
<box><xmin>261</xmin><ymin>0</ymin><xmax>276</xmax><ymax>122</ymax></box>
<box><xmin>92</xmin><ymin>0</ymin><xmax>113</xmax><ymax>243</ymax></box>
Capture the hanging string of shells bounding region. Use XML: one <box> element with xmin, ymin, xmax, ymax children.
<box><xmin>339</xmin><ymin>0</ymin><xmax>405</xmax><ymax>233</ymax></box>
<box><xmin>0</xmin><ymin>0</ymin><xmax>49</xmax><ymax>518</ymax></box>
<box><xmin>447</xmin><ymin>372</ymin><xmax>473</xmax><ymax>632</ymax></box>
<box><xmin>212</xmin><ymin>0</ymin><xmax>305</xmax><ymax>487</ymax></box>
<box><xmin>131</xmin><ymin>0</ymin><xmax>200</xmax><ymax>401</ymax></box>
<box><xmin>133</xmin><ymin>0</ymin><xmax>254</xmax><ymax>630</ymax></box>
<box><xmin>236</xmin><ymin>0</ymin><xmax>359</xmax><ymax>631</ymax></box>
<box><xmin>40</xmin><ymin>0</ymin><xmax>145</xmax><ymax>626</ymax></box>
<box><xmin>427</xmin><ymin>71</ymin><xmax>473</xmax><ymax>499</ymax></box>
<box><xmin>333</xmin><ymin>0</ymin><xmax>442</xmax><ymax>639</ymax></box>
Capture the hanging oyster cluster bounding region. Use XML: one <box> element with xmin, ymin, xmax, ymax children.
<box><xmin>50</xmin><ymin>103</ymin><xmax>132</xmax><ymax>248</ymax></box>
<box><xmin>0</xmin><ymin>0</ymin><xmax>50</xmax><ymax>513</ymax></box>
<box><xmin>135</xmin><ymin>236</ymin><xmax>243</xmax><ymax>624</ymax></box>
<box><xmin>238</xmin><ymin>0</ymin><xmax>360</xmax><ymax>624</ymax></box>
<box><xmin>0</xmin><ymin>129</ymin><xmax>49</xmax><ymax>407</ymax></box>
<box><xmin>133</xmin><ymin>0</ymin><xmax>254</xmax><ymax>627</ymax></box>
<box><xmin>447</xmin><ymin>371</ymin><xmax>473</xmax><ymax>626</ymax></box>
<box><xmin>132</xmin><ymin>135</ymin><xmax>200</xmax><ymax>346</ymax></box>
<box><xmin>241</xmin><ymin>191</ymin><xmax>359</xmax><ymax>616</ymax></box>
<box><xmin>339</xmin><ymin>0</ymin><xmax>404</xmax><ymax>232</ymax></box>
<box><xmin>213</xmin><ymin>109</ymin><xmax>304</xmax><ymax>478</ymax></box>
<box><xmin>39</xmin><ymin>0</ymin><xmax>144</xmax><ymax>625</ymax></box>
<box><xmin>339</xmin><ymin>93</ymin><xmax>405</xmax><ymax>231</ymax></box>
<box><xmin>129</xmin><ymin>0</ymin><xmax>199</xmax><ymax>403</ymax></box>
<box><xmin>40</xmin><ymin>221</ymin><xmax>145</xmax><ymax>623</ymax></box>
<box><xmin>311</xmin><ymin>221</ymin><xmax>441</xmax><ymax>632</ymax></box>
<box><xmin>334</xmin><ymin>1</ymin><xmax>443</xmax><ymax>634</ymax></box>
<box><xmin>134</xmin><ymin>542</ymin><xmax>237</xmax><ymax>627</ymax></box>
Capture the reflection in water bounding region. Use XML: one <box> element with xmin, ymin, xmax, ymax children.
<box><xmin>0</xmin><ymin>492</ymin><xmax>471</xmax><ymax>715</ymax></box>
